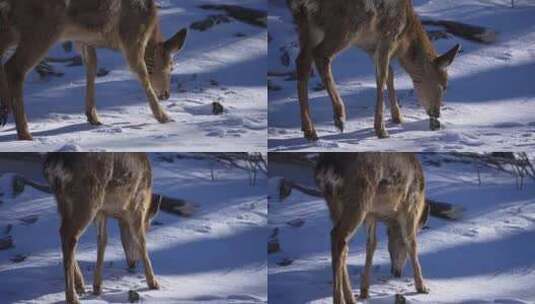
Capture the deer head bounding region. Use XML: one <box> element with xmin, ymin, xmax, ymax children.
<box><xmin>388</xmin><ymin>202</ymin><xmax>430</xmax><ymax>277</ymax></box>
<box><xmin>146</xmin><ymin>27</ymin><xmax>188</xmax><ymax>100</ymax></box>
<box><xmin>411</xmin><ymin>44</ymin><xmax>460</xmax><ymax>130</ymax></box>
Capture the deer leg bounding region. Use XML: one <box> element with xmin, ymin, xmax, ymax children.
<box><xmin>0</xmin><ymin>30</ymin><xmax>17</xmax><ymax>126</ymax></box>
<box><xmin>398</xmin><ymin>212</ymin><xmax>428</xmax><ymax>294</ymax></box>
<box><xmin>330</xmin><ymin>206</ymin><xmax>367</xmax><ymax>304</ymax></box>
<box><xmin>359</xmin><ymin>220</ymin><xmax>377</xmax><ymax>299</ymax></box>
<box><xmin>373</xmin><ymin>45</ymin><xmax>393</xmax><ymax>138</ymax></box>
<box><xmin>93</xmin><ymin>214</ymin><xmax>108</xmax><ymax>295</ymax></box>
<box><xmin>4</xmin><ymin>31</ymin><xmax>59</xmax><ymax>140</ymax></box>
<box><xmin>387</xmin><ymin>65</ymin><xmax>402</xmax><ymax>124</ymax></box>
<box><xmin>119</xmin><ymin>219</ymin><xmax>138</xmax><ymax>271</ymax></box>
<box><xmin>313</xmin><ymin>41</ymin><xmax>347</xmax><ymax>134</ymax></box>
<box><xmin>73</xmin><ymin>260</ymin><xmax>85</xmax><ymax>295</ymax></box>
<box><xmin>80</xmin><ymin>44</ymin><xmax>102</xmax><ymax>126</ymax></box>
<box><xmin>129</xmin><ymin>215</ymin><xmax>159</xmax><ymax>289</ymax></box>
<box><xmin>123</xmin><ymin>45</ymin><xmax>172</xmax><ymax>124</ymax></box>
<box><xmin>296</xmin><ymin>47</ymin><xmax>318</xmax><ymax>141</ymax></box>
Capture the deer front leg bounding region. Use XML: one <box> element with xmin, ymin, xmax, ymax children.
<box><xmin>80</xmin><ymin>44</ymin><xmax>102</xmax><ymax>125</ymax></box>
<box><xmin>60</xmin><ymin>221</ymin><xmax>82</xmax><ymax>304</ymax></box>
<box><xmin>330</xmin><ymin>207</ymin><xmax>366</xmax><ymax>304</ymax></box>
<box><xmin>73</xmin><ymin>260</ymin><xmax>86</xmax><ymax>295</ymax></box>
<box><xmin>93</xmin><ymin>215</ymin><xmax>108</xmax><ymax>295</ymax></box>
<box><xmin>124</xmin><ymin>46</ymin><xmax>172</xmax><ymax>124</ymax></box>
<box><xmin>373</xmin><ymin>45</ymin><xmax>392</xmax><ymax>139</ymax></box>
<box><xmin>360</xmin><ymin>220</ymin><xmax>377</xmax><ymax>299</ymax></box>
<box><xmin>0</xmin><ymin>59</ymin><xmax>9</xmax><ymax>127</ymax></box>
<box><xmin>296</xmin><ymin>48</ymin><xmax>318</xmax><ymax>141</ymax></box>
<box><xmin>129</xmin><ymin>217</ymin><xmax>159</xmax><ymax>290</ymax></box>
<box><xmin>387</xmin><ymin>66</ymin><xmax>402</xmax><ymax>124</ymax></box>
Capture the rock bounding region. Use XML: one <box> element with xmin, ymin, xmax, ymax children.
<box><xmin>212</xmin><ymin>102</ymin><xmax>224</xmax><ymax>115</ymax></box>
<box><xmin>128</xmin><ymin>290</ymin><xmax>140</xmax><ymax>303</ymax></box>
<box><xmin>10</xmin><ymin>254</ymin><xmax>26</xmax><ymax>263</ymax></box>
<box><xmin>268</xmin><ymin>80</ymin><xmax>281</xmax><ymax>92</ymax></box>
<box><xmin>286</xmin><ymin>219</ymin><xmax>305</xmax><ymax>228</ymax></box>
<box><xmin>97</xmin><ymin>68</ymin><xmax>110</xmax><ymax>77</ymax></box>
<box><xmin>277</xmin><ymin>258</ymin><xmax>293</xmax><ymax>267</ymax></box>
<box><xmin>0</xmin><ymin>236</ymin><xmax>14</xmax><ymax>250</ymax></box>
<box><xmin>19</xmin><ymin>215</ymin><xmax>38</xmax><ymax>225</ymax></box>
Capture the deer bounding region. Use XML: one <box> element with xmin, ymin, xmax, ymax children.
<box><xmin>314</xmin><ymin>152</ymin><xmax>430</xmax><ymax>303</ymax></box>
<box><xmin>287</xmin><ymin>0</ymin><xmax>461</xmax><ymax>141</ymax></box>
<box><xmin>43</xmin><ymin>152</ymin><xmax>162</xmax><ymax>304</ymax></box>
<box><xmin>0</xmin><ymin>0</ymin><xmax>188</xmax><ymax>140</ymax></box>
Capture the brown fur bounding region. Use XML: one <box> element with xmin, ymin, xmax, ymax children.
<box><xmin>314</xmin><ymin>152</ymin><xmax>428</xmax><ymax>303</ymax></box>
<box><xmin>43</xmin><ymin>152</ymin><xmax>160</xmax><ymax>304</ymax></box>
<box><xmin>0</xmin><ymin>0</ymin><xmax>187</xmax><ymax>140</ymax></box>
<box><xmin>288</xmin><ymin>0</ymin><xmax>460</xmax><ymax>140</ymax></box>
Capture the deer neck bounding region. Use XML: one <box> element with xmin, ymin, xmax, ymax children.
<box><xmin>397</xmin><ymin>15</ymin><xmax>437</xmax><ymax>84</ymax></box>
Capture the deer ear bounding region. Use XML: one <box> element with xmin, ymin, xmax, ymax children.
<box><xmin>434</xmin><ymin>44</ymin><xmax>461</xmax><ymax>69</ymax></box>
<box><xmin>164</xmin><ymin>28</ymin><xmax>188</xmax><ymax>53</ymax></box>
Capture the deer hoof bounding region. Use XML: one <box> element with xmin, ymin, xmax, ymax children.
<box><xmin>417</xmin><ymin>286</ymin><xmax>429</xmax><ymax>294</ymax></box>
<box><xmin>334</xmin><ymin>117</ymin><xmax>345</xmax><ymax>132</ymax></box>
<box><xmin>156</xmin><ymin>113</ymin><xmax>173</xmax><ymax>123</ymax></box>
<box><xmin>17</xmin><ymin>132</ymin><xmax>33</xmax><ymax>141</ymax></box>
<box><xmin>392</xmin><ymin>116</ymin><xmax>403</xmax><ymax>124</ymax></box>
<box><xmin>66</xmin><ymin>297</ymin><xmax>81</xmax><ymax>304</ymax></box>
<box><xmin>359</xmin><ymin>288</ymin><xmax>369</xmax><ymax>299</ymax></box>
<box><xmin>87</xmin><ymin>115</ymin><xmax>102</xmax><ymax>126</ymax></box>
<box><xmin>375</xmin><ymin>128</ymin><xmax>389</xmax><ymax>139</ymax></box>
<box><xmin>148</xmin><ymin>279</ymin><xmax>160</xmax><ymax>290</ymax></box>
<box><xmin>92</xmin><ymin>285</ymin><xmax>101</xmax><ymax>296</ymax></box>
<box><xmin>303</xmin><ymin>129</ymin><xmax>319</xmax><ymax>141</ymax></box>
<box><xmin>429</xmin><ymin>117</ymin><xmax>440</xmax><ymax>130</ymax></box>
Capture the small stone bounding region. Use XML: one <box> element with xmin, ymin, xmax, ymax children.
<box><xmin>395</xmin><ymin>294</ymin><xmax>406</xmax><ymax>304</ymax></box>
<box><xmin>4</xmin><ymin>224</ymin><xmax>12</xmax><ymax>234</ymax></box>
<box><xmin>286</xmin><ymin>219</ymin><xmax>305</xmax><ymax>228</ymax></box>
<box><xmin>19</xmin><ymin>215</ymin><xmax>38</xmax><ymax>225</ymax></box>
<box><xmin>96</xmin><ymin>68</ymin><xmax>110</xmax><ymax>77</ymax></box>
<box><xmin>128</xmin><ymin>290</ymin><xmax>140</xmax><ymax>303</ymax></box>
<box><xmin>0</xmin><ymin>236</ymin><xmax>14</xmax><ymax>250</ymax></box>
<box><xmin>268</xmin><ymin>239</ymin><xmax>280</xmax><ymax>254</ymax></box>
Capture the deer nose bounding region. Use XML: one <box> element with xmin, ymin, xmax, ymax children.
<box><xmin>158</xmin><ymin>91</ymin><xmax>170</xmax><ymax>100</ymax></box>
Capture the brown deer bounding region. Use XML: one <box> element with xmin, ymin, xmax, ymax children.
<box><xmin>314</xmin><ymin>152</ymin><xmax>429</xmax><ymax>303</ymax></box>
<box><xmin>288</xmin><ymin>0</ymin><xmax>460</xmax><ymax>141</ymax></box>
<box><xmin>44</xmin><ymin>152</ymin><xmax>161</xmax><ymax>304</ymax></box>
<box><xmin>0</xmin><ymin>0</ymin><xmax>188</xmax><ymax>140</ymax></box>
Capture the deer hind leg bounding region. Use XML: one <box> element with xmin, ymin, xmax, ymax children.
<box><xmin>387</xmin><ymin>65</ymin><xmax>402</xmax><ymax>124</ymax></box>
<box><xmin>296</xmin><ymin>44</ymin><xmax>317</xmax><ymax>141</ymax></box>
<box><xmin>359</xmin><ymin>219</ymin><xmax>377</xmax><ymax>299</ymax></box>
<box><xmin>0</xmin><ymin>28</ymin><xmax>17</xmax><ymax>126</ymax></box>
<box><xmin>398</xmin><ymin>205</ymin><xmax>428</xmax><ymax>293</ymax></box>
<box><xmin>4</xmin><ymin>29</ymin><xmax>60</xmax><ymax>140</ymax></box>
<box><xmin>80</xmin><ymin>44</ymin><xmax>102</xmax><ymax>126</ymax></box>
<box><xmin>373</xmin><ymin>43</ymin><xmax>394</xmax><ymax>138</ymax></box>
<box><xmin>126</xmin><ymin>209</ymin><xmax>158</xmax><ymax>289</ymax></box>
<box><xmin>330</xmin><ymin>204</ymin><xmax>367</xmax><ymax>304</ymax></box>
<box><xmin>122</xmin><ymin>44</ymin><xmax>171</xmax><ymax>124</ymax></box>
<box><xmin>93</xmin><ymin>214</ymin><xmax>107</xmax><ymax>295</ymax></box>
<box><xmin>119</xmin><ymin>219</ymin><xmax>138</xmax><ymax>271</ymax></box>
<box><xmin>313</xmin><ymin>37</ymin><xmax>348</xmax><ymax>134</ymax></box>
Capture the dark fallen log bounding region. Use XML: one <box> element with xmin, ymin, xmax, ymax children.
<box><xmin>422</xmin><ymin>19</ymin><xmax>497</xmax><ymax>44</ymax></box>
<box><xmin>199</xmin><ymin>4</ymin><xmax>267</xmax><ymax>28</ymax></box>
<box><xmin>11</xmin><ymin>175</ymin><xmax>198</xmax><ymax>218</ymax></box>
<box><xmin>278</xmin><ymin>178</ymin><xmax>464</xmax><ymax>221</ymax></box>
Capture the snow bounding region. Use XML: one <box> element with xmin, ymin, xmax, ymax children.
<box><xmin>268</xmin><ymin>0</ymin><xmax>535</xmax><ymax>151</ymax></box>
<box><xmin>0</xmin><ymin>154</ymin><xmax>267</xmax><ymax>303</ymax></box>
<box><xmin>267</xmin><ymin>154</ymin><xmax>535</xmax><ymax>303</ymax></box>
<box><xmin>0</xmin><ymin>0</ymin><xmax>267</xmax><ymax>152</ymax></box>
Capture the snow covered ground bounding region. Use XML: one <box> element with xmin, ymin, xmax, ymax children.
<box><xmin>268</xmin><ymin>153</ymin><xmax>535</xmax><ymax>303</ymax></box>
<box><xmin>268</xmin><ymin>0</ymin><xmax>535</xmax><ymax>151</ymax></box>
<box><xmin>0</xmin><ymin>154</ymin><xmax>268</xmax><ymax>303</ymax></box>
<box><xmin>0</xmin><ymin>0</ymin><xmax>267</xmax><ymax>152</ymax></box>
